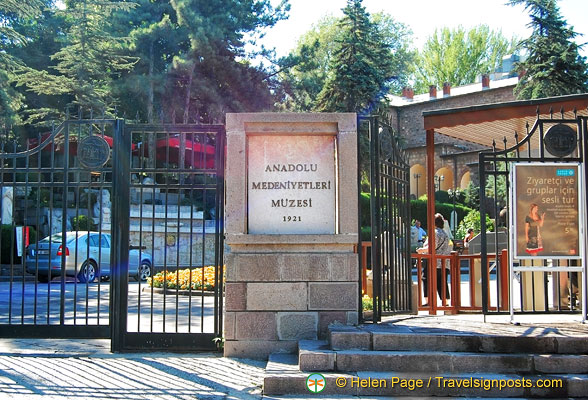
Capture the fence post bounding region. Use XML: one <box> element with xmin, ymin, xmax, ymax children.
<box><xmin>500</xmin><ymin>249</ymin><xmax>509</xmax><ymax>311</ymax></box>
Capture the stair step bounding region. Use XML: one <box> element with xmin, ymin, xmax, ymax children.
<box><xmin>298</xmin><ymin>341</ymin><xmax>588</xmax><ymax>374</ymax></box>
<box><xmin>264</xmin><ymin>354</ymin><xmax>588</xmax><ymax>397</ymax></box>
<box><xmin>329</xmin><ymin>325</ymin><xmax>588</xmax><ymax>354</ymax></box>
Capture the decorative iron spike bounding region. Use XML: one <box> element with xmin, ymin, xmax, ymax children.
<box><xmin>514</xmin><ymin>131</ymin><xmax>519</xmax><ymax>141</ymax></box>
<box><xmin>549</xmin><ymin>107</ymin><xmax>553</xmax><ymax>119</ymax></box>
<box><xmin>536</xmin><ymin>106</ymin><xmax>540</xmax><ymax>116</ymax></box>
<box><xmin>503</xmin><ymin>136</ymin><xmax>508</xmax><ymax>149</ymax></box>
<box><xmin>113</xmin><ymin>105</ymin><xmax>118</xmax><ymax>117</ymax></box>
<box><xmin>65</xmin><ymin>105</ymin><xmax>70</xmax><ymax>120</ymax></box>
<box><xmin>560</xmin><ymin>106</ymin><xmax>564</xmax><ymax>119</ymax></box>
<box><xmin>135</xmin><ymin>111</ymin><xmax>140</xmax><ymax>122</ymax></box>
<box><xmin>90</xmin><ymin>108</ymin><xmax>94</xmax><ymax>120</ymax></box>
<box><xmin>525</xmin><ymin>121</ymin><xmax>530</xmax><ymax>133</ymax></box>
<box><xmin>78</xmin><ymin>106</ymin><xmax>82</xmax><ymax>120</ymax></box>
<box><xmin>573</xmin><ymin>107</ymin><xmax>577</xmax><ymax>118</ymax></box>
<box><xmin>492</xmin><ymin>139</ymin><xmax>496</xmax><ymax>151</ymax></box>
<box><xmin>171</xmin><ymin>109</ymin><xmax>177</xmax><ymax>124</ymax></box>
<box><xmin>159</xmin><ymin>109</ymin><xmax>165</xmax><ymax>123</ymax></box>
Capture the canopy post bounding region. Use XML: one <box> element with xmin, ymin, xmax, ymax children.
<box><xmin>427</xmin><ymin>128</ymin><xmax>437</xmax><ymax>314</ymax></box>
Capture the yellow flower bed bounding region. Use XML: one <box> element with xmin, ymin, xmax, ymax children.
<box><xmin>147</xmin><ymin>266</ymin><xmax>222</xmax><ymax>291</ymax></box>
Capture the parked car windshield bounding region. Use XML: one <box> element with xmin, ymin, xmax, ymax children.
<box><xmin>39</xmin><ymin>232</ymin><xmax>85</xmax><ymax>244</ymax></box>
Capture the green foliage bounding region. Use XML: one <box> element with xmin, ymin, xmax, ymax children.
<box><xmin>316</xmin><ymin>0</ymin><xmax>401</xmax><ymax>113</ymax></box>
<box><xmin>485</xmin><ymin>162</ymin><xmax>508</xmax><ymax>208</ymax></box>
<box><xmin>72</xmin><ymin>215</ymin><xmax>95</xmax><ymax>231</ymax></box>
<box><xmin>412</xmin><ymin>25</ymin><xmax>516</xmax><ymax>93</ymax></box>
<box><xmin>0</xmin><ymin>0</ymin><xmax>44</xmax><ymax>123</ymax></box>
<box><xmin>279</xmin><ymin>11</ymin><xmax>414</xmax><ymax>111</ymax></box>
<box><xmin>410</xmin><ymin>199</ymin><xmax>472</xmax><ymax>232</ymax></box>
<box><xmin>166</xmin><ymin>0</ymin><xmax>290</xmax><ymax>123</ymax></box>
<box><xmin>362</xmin><ymin>294</ymin><xmax>373</xmax><ymax>311</ymax></box>
<box><xmin>463</xmin><ymin>182</ymin><xmax>480</xmax><ymax>210</ymax></box>
<box><xmin>509</xmin><ymin>0</ymin><xmax>588</xmax><ymax>99</ymax></box>
<box><xmin>13</xmin><ymin>0</ymin><xmax>138</xmax><ymax>119</ymax></box>
<box><xmin>456</xmin><ymin>210</ymin><xmax>495</xmax><ymax>240</ymax></box>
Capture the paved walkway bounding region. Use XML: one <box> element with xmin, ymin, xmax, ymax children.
<box><xmin>0</xmin><ymin>339</ymin><xmax>265</xmax><ymax>400</ymax></box>
<box><xmin>1</xmin><ymin>314</ymin><xmax>586</xmax><ymax>399</ymax></box>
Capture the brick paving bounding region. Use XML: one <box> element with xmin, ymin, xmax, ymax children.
<box><xmin>0</xmin><ymin>339</ymin><xmax>265</xmax><ymax>400</ymax></box>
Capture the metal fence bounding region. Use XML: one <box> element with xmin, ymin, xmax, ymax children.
<box><xmin>0</xmin><ymin>113</ymin><xmax>225</xmax><ymax>351</ymax></box>
<box><xmin>480</xmin><ymin>110</ymin><xmax>587</xmax><ymax>316</ymax></box>
<box><xmin>359</xmin><ymin>116</ymin><xmax>412</xmax><ymax>321</ymax></box>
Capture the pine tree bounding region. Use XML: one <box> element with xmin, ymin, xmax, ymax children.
<box><xmin>510</xmin><ymin>0</ymin><xmax>588</xmax><ymax>99</ymax></box>
<box><xmin>13</xmin><ymin>0</ymin><xmax>138</xmax><ymax>121</ymax></box>
<box><xmin>0</xmin><ymin>0</ymin><xmax>44</xmax><ymax>124</ymax></box>
<box><xmin>316</xmin><ymin>0</ymin><xmax>395</xmax><ymax>113</ymax></box>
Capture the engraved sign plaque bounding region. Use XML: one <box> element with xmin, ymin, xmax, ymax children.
<box><xmin>544</xmin><ymin>124</ymin><xmax>577</xmax><ymax>158</ymax></box>
<box><xmin>78</xmin><ymin>136</ymin><xmax>111</xmax><ymax>169</ymax></box>
<box><xmin>247</xmin><ymin>135</ymin><xmax>336</xmax><ymax>234</ymax></box>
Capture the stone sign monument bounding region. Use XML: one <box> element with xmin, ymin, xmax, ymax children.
<box><xmin>225</xmin><ymin>113</ymin><xmax>358</xmax><ymax>359</ymax></box>
<box><xmin>247</xmin><ymin>135</ymin><xmax>336</xmax><ymax>234</ymax></box>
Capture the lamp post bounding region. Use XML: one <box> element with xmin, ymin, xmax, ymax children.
<box><xmin>434</xmin><ymin>175</ymin><xmax>444</xmax><ymax>191</ymax></box>
<box><xmin>413</xmin><ymin>173</ymin><xmax>422</xmax><ymax>198</ymax></box>
<box><xmin>448</xmin><ymin>188</ymin><xmax>460</xmax><ymax>238</ymax></box>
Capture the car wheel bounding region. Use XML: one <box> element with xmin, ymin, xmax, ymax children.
<box><xmin>135</xmin><ymin>261</ymin><xmax>152</xmax><ymax>282</ymax></box>
<box><xmin>78</xmin><ymin>260</ymin><xmax>98</xmax><ymax>283</ymax></box>
<box><xmin>38</xmin><ymin>275</ymin><xmax>49</xmax><ymax>283</ymax></box>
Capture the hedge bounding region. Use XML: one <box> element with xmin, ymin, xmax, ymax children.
<box><xmin>1</xmin><ymin>225</ymin><xmax>38</xmax><ymax>264</ymax></box>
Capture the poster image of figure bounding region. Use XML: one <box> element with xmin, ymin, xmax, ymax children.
<box><xmin>513</xmin><ymin>163</ymin><xmax>581</xmax><ymax>260</ymax></box>
<box><xmin>524</xmin><ymin>203</ymin><xmax>545</xmax><ymax>254</ymax></box>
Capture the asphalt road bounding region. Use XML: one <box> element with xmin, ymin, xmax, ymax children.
<box><xmin>0</xmin><ymin>281</ymin><xmax>217</xmax><ymax>334</ymax></box>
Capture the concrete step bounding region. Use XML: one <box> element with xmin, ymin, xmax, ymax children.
<box><xmin>328</xmin><ymin>325</ymin><xmax>588</xmax><ymax>354</ymax></box>
<box><xmin>264</xmin><ymin>353</ymin><xmax>588</xmax><ymax>397</ymax></box>
<box><xmin>297</xmin><ymin>340</ymin><xmax>588</xmax><ymax>374</ymax></box>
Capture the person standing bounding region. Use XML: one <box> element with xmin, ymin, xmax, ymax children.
<box><xmin>417</xmin><ymin>213</ymin><xmax>452</xmax><ymax>305</ymax></box>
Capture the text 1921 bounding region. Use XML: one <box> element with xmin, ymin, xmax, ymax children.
<box><xmin>283</xmin><ymin>216</ymin><xmax>301</xmax><ymax>222</ymax></box>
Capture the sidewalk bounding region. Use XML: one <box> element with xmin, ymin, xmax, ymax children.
<box><xmin>0</xmin><ymin>339</ymin><xmax>266</xmax><ymax>400</ymax></box>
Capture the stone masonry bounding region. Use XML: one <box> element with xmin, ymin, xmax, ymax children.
<box><xmin>224</xmin><ymin>113</ymin><xmax>359</xmax><ymax>359</ymax></box>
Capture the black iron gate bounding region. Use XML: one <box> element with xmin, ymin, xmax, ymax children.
<box><xmin>0</xmin><ymin>115</ymin><xmax>225</xmax><ymax>351</ymax></box>
<box><xmin>359</xmin><ymin>116</ymin><xmax>412</xmax><ymax>322</ymax></box>
<box><xmin>480</xmin><ymin>110</ymin><xmax>587</xmax><ymax>316</ymax></box>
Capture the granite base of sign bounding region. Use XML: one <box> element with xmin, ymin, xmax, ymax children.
<box><xmin>224</xmin><ymin>113</ymin><xmax>358</xmax><ymax>359</ymax></box>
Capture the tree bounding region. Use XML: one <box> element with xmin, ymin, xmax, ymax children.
<box><xmin>279</xmin><ymin>12</ymin><xmax>413</xmax><ymax>111</ymax></box>
<box><xmin>509</xmin><ymin>0</ymin><xmax>588</xmax><ymax>99</ymax></box>
<box><xmin>412</xmin><ymin>25</ymin><xmax>515</xmax><ymax>93</ymax></box>
<box><xmin>0</xmin><ymin>0</ymin><xmax>44</xmax><ymax>124</ymax></box>
<box><xmin>167</xmin><ymin>0</ymin><xmax>290</xmax><ymax>124</ymax></box>
<box><xmin>13</xmin><ymin>0</ymin><xmax>138</xmax><ymax>121</ymax></box>
<box><xmin>315</xmin><ymin>0</ymin><xmax>399</xmax><ymax>114</ymax></box>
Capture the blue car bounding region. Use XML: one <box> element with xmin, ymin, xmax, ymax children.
<box><xmin>26</xmin><ymin>232</ymin><xmax>152</xmax><ymax>283</ymax></box>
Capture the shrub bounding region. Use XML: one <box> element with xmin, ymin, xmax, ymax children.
<box><xmin>456</xmin><ymin>210</ymin><xmax>495</xmax><ymax>239</ymax></box>
<box><xmin>72</xmin><ymin>215</ymin><xmax>95</xmax><ymax>231</ymax></box>
<box><xmin>148</xmin><ymin>267</ymin><xmax>221</xmax><ymax>291</ymax></box>
<box><xmin>362</xmin><ymin>294</ymin><xmax>373</xmax><ymax>311</ymax></box>
<box><xmin>410</xmin><ymin>200</ymin><xmax>472</xmax><ymax>231</ymax></box>
<box><xmin>1</xmin><ymin>225</ymin><xmax>37</xmax><ymax>264</ymax></box>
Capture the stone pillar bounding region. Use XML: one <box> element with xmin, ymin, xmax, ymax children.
<box><xmin>224</xmin><ymin>113</ymin><xmax>359</xmax><ymax>359</ymax></box>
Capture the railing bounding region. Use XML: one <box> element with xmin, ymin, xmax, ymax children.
<box><xmin>360</xmin><ymin>242</ymin><xmax>509</xmax><ymax>314</ymax></box>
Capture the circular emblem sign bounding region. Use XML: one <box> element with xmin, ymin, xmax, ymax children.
<box><xmin>78</xmin><ymin>136</ymin><xmax>110</xmax><ymax>169</ymax></box>
<box><xmin>544</xmin><ymin>124</ymin><xmax>577</xmax><ymax>158</ymax></box>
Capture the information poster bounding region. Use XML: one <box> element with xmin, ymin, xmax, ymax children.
<box><xmin>513</xmin><ymin>163</ymin><xmax>581</xmax><ymax>259</ymax></box>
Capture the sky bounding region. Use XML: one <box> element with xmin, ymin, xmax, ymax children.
<box><xmin>259</xmin><ymin>0</ymin><xmax>588</xmax><ymax>57</ymax></box>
